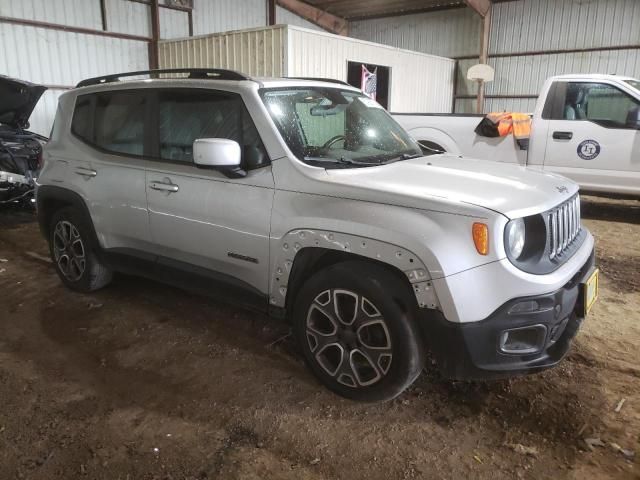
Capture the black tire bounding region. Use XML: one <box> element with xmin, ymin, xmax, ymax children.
<box><xmin>48</xmin><ymin>206</ymin><xmax>113</xmax><ymax>292</ymax></box>
<box><xmin>293</xmin><ymin>261</ymin><xmax>425</xmax><ymax>402</ymax></box>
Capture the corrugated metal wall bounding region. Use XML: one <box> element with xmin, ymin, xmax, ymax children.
<box><xmin>0</xmin><ymin>0</ymin><xmax>336</xmax><ymax>135</ymax></box>
<box><xmin>275</xmin><ymin>5</ymin><xmax>327</xmax><ymax>32</ymax></box>
<box><xmin>351</xmin><ymin>0</ymin><xmax>640</xmax><ymax>113</ymax></box>
<box><xmin>350</xmin><ymin>8</ymin><xmax>479</xmax><ymax>59</ymax></box>
<box><xmin>159</xmin><ymin>26</ymin><xmax>287</xmax><ymax>77</ymax></box>
<box><xmin>160</xmin><ymin>25</ymin><xmax>454</xmax><ymax>113</ymax></box>
<box><xmin>192</xmin><ymin>0</ymin><xmax>266</xmax><ymax>36</ymax></box>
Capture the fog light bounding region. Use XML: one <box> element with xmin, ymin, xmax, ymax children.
<box><xmin>499</xmin><ymin>325</ymin><xmax>547</xmax><ymax>355</ymax></box>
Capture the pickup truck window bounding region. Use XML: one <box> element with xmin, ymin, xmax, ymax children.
<box><xmin>625</xmin><ymin>80</ymin><xmax>640</xmax><ymax>92</ymax></box>
<box><xmin>562</xmin><ymin>82</ymin><xmax>640</xmax><ymax>128</ymax></box>
<box><xmin>261</xmin><ymin>88</ymin><xmax>421</xmax><ymax>168</ymax></box>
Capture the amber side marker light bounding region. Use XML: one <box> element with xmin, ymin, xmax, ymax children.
<box><xmin>472</xmin><ymin>223</ymin><xmax>489</xmax><ymax>255</ymax></box>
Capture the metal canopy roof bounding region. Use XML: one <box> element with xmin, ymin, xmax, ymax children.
<box><xmin>302</xmin><ymin>0</ymin><xmax>466</xmax><ymax>20</ymax></box>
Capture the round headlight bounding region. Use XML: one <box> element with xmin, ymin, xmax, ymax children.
<box><xmin>506</xmin><ymin>218</ymin><xmax>526</xmax><ymax>259</ymax></box>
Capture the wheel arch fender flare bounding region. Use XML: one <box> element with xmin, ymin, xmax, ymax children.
<box><xmin>406</xmin><ymin>126</ymin><xmax>461</xmax><ymax>155</ymax></box>
<box><xmin>270</xmin><ymin>229</ymin><xmax>440</xmax><ymax>313</ymax></box>
<box><xmin>36</xmin><ymin>185</ymin><xmax>100</xmax><ymax>248</ymax></box>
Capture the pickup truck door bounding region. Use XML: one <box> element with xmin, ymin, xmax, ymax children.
<box><xmin>541</xmin><ymin>80</ymin><xmax>640</xmax><ymax>195</ymax></box>
<box><xmin>145</xmin><ymin>89</ymin><xmax>274</xmax><ymax>304</ymax></box>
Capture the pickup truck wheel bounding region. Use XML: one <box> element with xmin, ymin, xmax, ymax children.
<box><xmin>293</xmin><ymin>261</ymin><xmax>425</xmax><ymax>402</ymax></box>
<box><xmin>49</xmin><ymin>207</ymin><xmax>113</xmax><ymax>292</ymax></box>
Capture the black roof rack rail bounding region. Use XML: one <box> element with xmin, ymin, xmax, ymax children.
<box><xmin>288</xmin><ymin>77</ymin><xmax>351</xmax><ymax>86</ymax></box>
<box><xmin>76</xmin><ymin>68</ymin><xmax>251</xmax><ymax>88</ymax></box>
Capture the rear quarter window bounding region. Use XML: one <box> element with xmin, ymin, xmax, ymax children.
<box><xmin>71</xmin><ymin>91</ymin><xmax>146</xmax><ymax>157</ymax></box>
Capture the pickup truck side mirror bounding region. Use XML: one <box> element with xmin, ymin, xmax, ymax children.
<box><xmin>193</xmin><ymin>138</ymin><xmax>246</xmax><ymax>178</ymax></box>
<box><xmin>625</xmin><ymin>106</ymin><xmax>640</xmax><ymax>130</ymax></box>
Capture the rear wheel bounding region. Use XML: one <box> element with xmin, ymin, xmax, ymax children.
<box><xmin>49</xmin><ymin>207</ymin><xmax>112</xmax><ymax>292</ymax></box>
<box><xmin>293</xmin><ymin>261</ymin><xmax>425</xmax><ymax>402</ymax></box>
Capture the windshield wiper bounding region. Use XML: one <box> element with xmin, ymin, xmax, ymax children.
<box><xmin>303</xmin><ymin>156</ymin><xmax>381</xmax><ymax>167</ymax></box>
<box><xmin>378</xmin><ymin>152</ymin><xmax>423</xmax><ymax>164</ymax></box>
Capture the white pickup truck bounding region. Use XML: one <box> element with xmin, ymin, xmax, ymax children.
<box><xmin>394</xmin><ymin>74</ymin><xmax>640</xmax><ymax>197</ymax></box>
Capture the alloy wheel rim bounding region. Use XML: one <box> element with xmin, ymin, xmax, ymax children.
<box><xmin>53</xmin><ymin>220</ymin><xmax>86</xmax><ymax>282</ymax></box>
<box><xmin>305</xmin><ymin>289</ymin><xmax>392</xmax><ymax>388</ymax></box>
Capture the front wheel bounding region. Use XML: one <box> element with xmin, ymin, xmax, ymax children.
<box><xmin>293</xmin><ymin>261</ymin><xmax>425</xmax><ymax>402</ymax></box>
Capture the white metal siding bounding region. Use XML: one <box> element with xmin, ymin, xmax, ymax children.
<box><xmin>0</xmin><ymin>0</ymin><xmax>103</xmax><ymax>30</ymax></box>
<box><xmin>351</xmin><ymin>0</ymin><xmax>640</xmax><ymax>113</ymax></box>
<box><xmin>350</xmin><ymin>8</ymin><xmax>480</xmax><ymax>59</ymax></box>
<box><xmin>0</xmin><ymin>23</ymin><xmax>148</xmax><ymax>135</ymax></box>
<box><xmin>490</xmin><ymin>0</ymin><xmax>640</xmax><ymax>55</ymax></box>
<box><xmin>105</xmin><ymin>0</ymin><xmax>151</xmax><ymax>37</ymax></box>
<box><xmin>159</xmin><ymin>26</ymin><xmax>287</xmax><ymax>77</ymax></box>
<box><xmin>275</xmin><ymin>5</ymin><xmax>326</xmax><ymax>32</ymax></box>
<box><xmin>285</xmin><ymin>27</ymin><xmax>454</xmax><ymax>113</ymax></box>
<box><xmin>192</xmin><ymin>0</ymin><xmax>266</xmax><ymax>36</ymax></box>
<box><xmin>160</xmin><ymin>7</ymin><xmax>190</xmax><ymax>39</ymax></box>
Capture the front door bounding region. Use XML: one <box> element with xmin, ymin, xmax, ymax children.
<box><xmin>542</xmin><ymin>81</ymin><xmax>640</xmax><ymax>194</ymax></box>
<box><xmin>145</xmin><ymin>88</ymin><xmax>274</xmax><ymax>299</ymax></box>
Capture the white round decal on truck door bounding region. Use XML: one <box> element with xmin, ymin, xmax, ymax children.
<box><xmin>577</xmin><ymin>140</ymin><xmax>601</xmax><ymax>160</ymax></box>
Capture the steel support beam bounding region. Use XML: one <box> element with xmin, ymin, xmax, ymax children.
<box><xmin>267</xmin><ymin>0</ymin><xmax>276</xmax><ymax>25</ymax></box>
<box><xmin>276</xmin><ymin>0</ymin><xmax>348</xmax><ymax>35</ymax></box>
<box><xmin>465</xmin><ymin>0</ymin><xmax>492</xmax><ymax>113</ymax></box>
<box><xmin>464</xmin><ymin>0</ymin><xmax>491</xmax><ymax>17</ymax></box>
<box><xmin>149</xmin><ymin>0</ymin><xmax>160</xmax><ymax>70</ymax></box>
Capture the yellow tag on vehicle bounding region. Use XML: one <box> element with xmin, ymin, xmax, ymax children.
<box><xmin>583</xmin><ymin>268</ymin><xmax>599</xmax><ymax>315</ymax></box>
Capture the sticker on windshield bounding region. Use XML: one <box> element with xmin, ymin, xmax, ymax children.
<box><xmin>358</xmin><ymin>97</ymin><xmax>384</xmax><ymax>109</ymax></box>
<box><xmin>577</xmin><ymin>140</ymin><xmax>601</xmax><ymax>160</ymax></box>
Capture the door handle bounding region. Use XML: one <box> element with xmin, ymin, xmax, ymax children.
<box><xmin>74</xmin><ymin>167</ymin><xmax>97</xmax><ymax>178</ymax></box>
<box><xmin>149</xmin><ymin>181</ymin><xmax>179</xmax><ymax>193</ymax></box>
<box><xmin>552</xmin><ymin>131</ymin><xmax>573</xmax><ymax>140</ymax></box>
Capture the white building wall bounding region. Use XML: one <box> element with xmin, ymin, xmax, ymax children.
<box><xmin>105</xmin><ymin>0</ymin><xmax>151</xmax><ymax>37</ymax></box>
<box><xmin>275</xmin><ymin>5</ymin><xmax>326</xmax><ymax>32</ymax></box>
<box><xmin>192</xmin><ymin>0</ymin><xmax>266</xmax><ymax>35</ymax></box>
<box><xmin>350</xmin><ymin>0</ymin><xmax>640</xmax><ymax>113</ymax></box>
<box><xmin>160</xmin><ymin>7</ymin><xmax>190</xmax><ymax>39</ymax></box>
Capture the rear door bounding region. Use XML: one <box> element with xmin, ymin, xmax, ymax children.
<box><xmin>542</xmin><ymin>80</ymin><xmax>640</xmax><ymax>194</ymax></box>
<box><xmin>145</xmin><ymin>88</ymin><xmax>274</xmax><ymax>299</ymax></box>
<box><xmin>69</xmin><ymin>89</ymin><xmax>152</xmax><ymax>251</ymax></box>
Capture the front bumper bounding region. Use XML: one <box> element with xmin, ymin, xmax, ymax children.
<box><xmin>420</xmin><ymin>249</ymin><xmax>596</xmax><ymax>380</ymax></box>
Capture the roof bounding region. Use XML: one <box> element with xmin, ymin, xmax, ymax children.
<box><xmin>302</xmin><ymin>0</ymin><xmax>466</xmax><ymax>20</ymax></box>
<box><xmin>74</xmin><ymin>69</ymin><xmax>361</xmax><ymax>91</ymax></box>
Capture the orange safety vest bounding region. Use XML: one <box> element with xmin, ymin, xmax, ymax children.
<box><xmin>475</xmin><ymin>112</ymin><xmax>532</xmax><ymax>149</ymax></box>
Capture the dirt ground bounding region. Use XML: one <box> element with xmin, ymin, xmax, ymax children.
<box><xmin>0</xmin><ymin>196</ymin><xmax>638</xmax><ymax>480</ymax></box>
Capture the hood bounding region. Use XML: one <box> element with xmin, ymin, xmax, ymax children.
<box><xmin>0</xmin><ymin>76</ymin><xmax>47</xmax><ymax>129</ymax></box>
<box><xmin>325</xmin><ymin>154</ymin><xmax>579</xmax><ymax>219</ymax></box>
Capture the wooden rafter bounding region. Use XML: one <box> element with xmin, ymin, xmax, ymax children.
<box><xmin>276</xmin><ymin>0</ymin><xmax>348</xmax><ymax>35</ymax></box>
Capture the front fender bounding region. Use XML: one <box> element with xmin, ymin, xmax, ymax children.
<box><xmin>269</xmin><ymin>228</ymin><xmax>439</xmax><ymax>310</ymax></box>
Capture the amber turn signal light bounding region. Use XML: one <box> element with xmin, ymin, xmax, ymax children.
<box><xmin>472</xmin><ymin>223</ymin><xmax>489</xmax><ymax>255</ymax></box>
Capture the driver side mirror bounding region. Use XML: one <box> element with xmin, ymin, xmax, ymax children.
<box><xmin>626</xmin><ymin>106</ymin><xmax>640</xmax><ymax>130</ymax></box>
<box><xmin>193</xmin><ymin>138</ymin><xmax>246</xmax><ymax>178</ymax></box>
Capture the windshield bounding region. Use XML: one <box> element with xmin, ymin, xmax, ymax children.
<box><xmin>625</xmin><ymin>80</ymin><xmax>640</xmax><ymax>92</ymax></box>
<box><xmin>260</xmin><ymin>87</ymin><xmax>422</xmax><ymax>168</ymax></box>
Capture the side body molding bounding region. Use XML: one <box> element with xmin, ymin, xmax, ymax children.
<box><xmin>269</xmin><ymin>229</ymin><xmax>440</xmax><ymax>310</ymax></box>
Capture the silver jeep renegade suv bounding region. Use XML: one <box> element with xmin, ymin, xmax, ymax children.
<box><xmin>37</xmin><ymin>69</ymin><xmax>598</xmax><ymax>402</ymax></box>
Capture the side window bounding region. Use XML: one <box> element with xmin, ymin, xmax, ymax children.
<box><xmin>94</xmin><ymin>91</ymin><xmax>146</xmax><ymax>156</ymax></box>
<box><xmin>157</xmin><ymin>89</ymin><xmax>268</xmax><ymax>168</ymax></box>
<box><xmin>71</xmin><ymin>96</ymin><xmax>94</xmax><ymax>143</ymax></box>
<box><xmin>561</xmin><ymin>82</ymin><xmax>640</xmax><ymax>127</ymax></box>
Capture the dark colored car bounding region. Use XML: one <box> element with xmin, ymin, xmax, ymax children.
<box><xmin>0</xmin><ymin>75</ymin><xmax>47</xmax><ymax>206</ymax></box>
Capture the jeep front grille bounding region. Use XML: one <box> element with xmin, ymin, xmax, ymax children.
<box><xmin>548</xmin><ymin>195</ymin><xmax>581</xmax><ymax>260</ymax></box>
